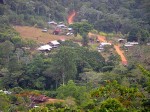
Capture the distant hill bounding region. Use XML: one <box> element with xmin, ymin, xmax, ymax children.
<box><xmin>0</xmin><ymin>0</ymin><xmax>149</xmax><ymax>34</ymax></box>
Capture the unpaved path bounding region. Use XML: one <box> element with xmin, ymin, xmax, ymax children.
<box><xmin>68</xmin><ymin>10</ymin><xmax>76</xmax><ymax>24</ymax></box>
<box><xmin>114</xmin><ymin>45</ymin><xmax>127</xmax><ymax>65</ymax></box>
<box><xmin>89</xmin><ymin>33</ymin><xmax>127</xmax><ymax>65</ymax></box>
<box><xmin>68</xmin><ymin>10</ymin><xmax>128</xmax><ymax>65</ymax></box>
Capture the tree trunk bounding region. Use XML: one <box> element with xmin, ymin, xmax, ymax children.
<box><xmin>62</xmin><ymin>72</ymin><xmax>65</xmax><ymax>86</ymax></box>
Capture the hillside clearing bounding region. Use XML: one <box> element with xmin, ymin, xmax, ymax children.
<box><xmin>14</xmin><ymin>26</ymin><xmax>72</xmax><ymax>44</ymax></box>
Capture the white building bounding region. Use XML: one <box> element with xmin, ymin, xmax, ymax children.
<box><xmin>100</xmin><ymin>42</ymin><xmax>112</xmax><ymax>46</ymax></box>
<box><xmin>37</xmin><ymin>44</ymin><xmax>52</xmax><ymax>51</ymax></box>
<box><xmin>48</xmin><ymin>21</ymin><xmax>57</xmax><ymax>25</ymax></box>
<box><xmin>49</xmin><ymin>40</ymin><xmax>60</xmax><ymax>48</ymax></box>
<box><xmin>127</xmin><ymin>42</ymin><xmax>139</xmax><ymax>45</ymax></box>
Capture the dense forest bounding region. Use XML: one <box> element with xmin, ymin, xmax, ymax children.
<box><xmin>0</xmin><ymin>0</ymin><xmax>150</xmax><ymax>111</ymax></box>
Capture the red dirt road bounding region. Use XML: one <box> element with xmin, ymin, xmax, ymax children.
<box><xmin>68</xmin><ymin>10</ymin><xmax>76</xmax><ymax>24</ymax></box>
<box><xmin>68</xmin><ymin>10</ymin><xmax>128</xmax><ymax>65</ymax></box>
<box><xmin>89</xmin><ymin>33</ymin><xmax>127</xmax><ymax>65</ymax></box>
<box><xmin>88</xmin><ymin>33</ymin><xmax>107</xmax><ymax>42</ymax></box>
<box><xmin>114</xmin><ymin>45</ymin><xmax>127</xmax><ymax>65</ymax></box>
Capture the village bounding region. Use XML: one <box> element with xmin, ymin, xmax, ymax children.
<box><xmin>0</xmin><ymin>0</ymin><xmax>150</xmax><ymax>111</ymax></box>
<box><xmin>35</xmin><ymin>19</ymin><xmax>147</xmax><ymax>67</ymax></box>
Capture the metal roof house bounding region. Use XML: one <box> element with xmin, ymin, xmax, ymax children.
<box><xmin>48</xmin><ymin>21</ymin><xmax>57</xmax><ymax>25</ymax></box>
<box><xmin>48</xmin><ymin>40</ymin><xmax>60</xmax><ymax>48</ymax></box>
<box><xmin>100</xmin><ymin>42</ymin><xmax>112</xmax><ymax>46</ymax></box>
<box><xmin>37</xmin><ymin>44</ymin><xmax>52</xmax><ymax>51</ymax></box>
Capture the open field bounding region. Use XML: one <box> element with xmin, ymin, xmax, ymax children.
<box><xmin>14</xmin><ymin>26</ymin><xmax>72</xmax><ymax>44</ymax></box>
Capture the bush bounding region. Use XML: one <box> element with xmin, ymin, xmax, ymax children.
<box><xmin>11</xmin><ymin>87</ymin><xmax>24</xmax><ymax>94</ymax></box>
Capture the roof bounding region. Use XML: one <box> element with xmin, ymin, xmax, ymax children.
<box><xmin>48</xmin><ymin>21</ymin><xmax>57</xmax><ymax>25</ymax></box>
<box><xmin>37</xmin><ymin>44</ymin><xmax>52</xmax><ymax>51</ymax></box>
<box><xmin>50</xmin><ymin>40</ymin><xmax>60</xmax><ymax>45</ymax></box>
<box><xmin>68</xmin><ymin>28</ymin><xmax>73</xmax><ymax>31</ymax></box>
<box><xmin>118</xmin><ymin>39</ymin><xmax>125</xmax><ymax>41</ymax></box>
<box><xmin>124</xmin><ymin>43</ymin><xmax>133</xmax><ymax>47</ymax></box>
<box><xmin>57</xmin><ymin>24</ymin><xmax>67</xmax><ymax>28</ymax></box>
<box><xmin>100</xmin><ymin>42</ymin><xmax>112</xmax><ymax>46</ymax></box>
<box><xmin>127</xmin><ymin>42</ymin><xmax>139</xmax><ymax>45</ymax></box>
<box><xmin>147</xmin><ymin>43</ymin><xmax>150</xmax><ymax>45</ymax></box>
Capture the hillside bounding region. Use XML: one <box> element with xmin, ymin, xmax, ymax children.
<box><xmin>0</xmin><ymin>0</ymin><xmax>150</xmax><ymax>112</ymax></box>
<box><xmin>14</xmin><ymin>26</ymin><xmax>72</xmax><ymax>43</ymax></box>
<box><xmin>1</xmin><ymin>0</ymin><xmax>149</xmax><ymax>34</ymax></box>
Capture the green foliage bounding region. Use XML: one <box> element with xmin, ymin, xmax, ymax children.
<box><xmin>128</xmin><ymin>28</ymin><xmax>150</xmax><ymax>43</ymax></box>
<box><xmin>91</xmin><ymin>80</ymin><xmax>143</xmax><ymax>109</ymax></box>
<box><xmin>82</xmin><ymin>33</ymin><xmax>89</xmax><ymax>46</ymax></box>
<box><xmin>0</xmin><ymin>92</ymin><xmax>10</xmax><ymax>111</ymax></box>
<box><xmin>138</xmin><ymin>65</ymin><xmax>150</xmax><ymax>93</ymax></box>
<box><xmin>52</xmin><ymin>47</ymin><xmax>77</xmax><ymax>85</ymax></box>
<box><xmin>138</xmin><ymin>29</ymin><xmax>150</xmax><ymax>44</ymax></box>
<box><xmin>74</xmin><ymin>47</ymin><xmax>105</xmax><ymax>72</ymax></box>
<box><xmin>11</xmin><ymin>87</ymin><xmax>24</xmax><ymax>94</ymax></box>
<box><xmin>99</xmin><ymin>98</ymin><xmax>127</xmax><ymax>112</ymax></box>
<box><xmin>56</xmin><ymin>80</ymin><xmax>89</xmax><ymax>105</ymax></box>
<box><xmin>0</xmin><ymin>1</ymin><xmax>150</xmax><ymax>111</ymax></box>
<box><xmin>70</xmin><ymin>22</ymin><xmax>93</xmax><ymax>36</ymax></box>
<box><xmin>29</xmin><ymin>107</ymin><xmax>49</xmax><ymax>112</ymax></box>
<box><xmin>127</xmin><ymin>29</ymin><xmax>138</xmax><ymax>42</ymax></box>
<box><xmin>0</xmin><ymin>40</ymin><xmax>15</xmax><ymax>59</ymax></box>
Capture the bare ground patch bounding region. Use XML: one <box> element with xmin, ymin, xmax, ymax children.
<box><xmin>14</xmin><ymin>26</ymin><xmax>72</xmax><ymax>44</ymax></box>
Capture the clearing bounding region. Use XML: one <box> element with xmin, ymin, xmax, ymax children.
<box><xmin>14</xmin><ymin>26</ymin><xmax>72</xmax><ymax>44</ymax></box>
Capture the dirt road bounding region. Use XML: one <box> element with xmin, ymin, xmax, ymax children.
<box><xmin>114</xmin><ymin>45</ymin><xmax>127</xmax><ymax>65</ymax></box>
<box><xmin>68</xmin><ymin>10</ymin><xmax>128</xmax><ymax>65</ymax></box>
<box><xmin>68</xmin><ymin>10</ymin><xmax>76</xmax><ymax>24</ymax></box>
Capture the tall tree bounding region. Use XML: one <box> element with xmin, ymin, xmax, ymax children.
<box><xmin>52</xmin><ymin>47</ymin><xmax>77</xmax><ymax>85</ymax></box>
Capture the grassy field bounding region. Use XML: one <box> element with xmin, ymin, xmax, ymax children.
<box><xmin>14</xmin><ymin>26</ymin><xmax>72</xmax><ymax>44</ymax></box>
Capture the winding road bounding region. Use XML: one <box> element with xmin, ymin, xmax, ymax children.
<box><xmin>68</xmin><ymin>10</ymin><xmax>127</xmax><ymax>65</ymax></box>
<box><xmin>68</xmin><ymin>10</ymin><xmax>76</xmax><ymax>24</ymax></box>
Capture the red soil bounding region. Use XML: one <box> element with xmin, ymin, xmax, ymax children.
<box><xmin>89</xmin><ymin>33</ymin><xmax>127</xmax><ymax>65</ymax></box>
<box><xmin>68</xmin><ymin>10</ymin><xmax>76</xmax><ymax>24</ymax></box>
<box><xmin>68</xmin><ymin>10</ymin><xmax>128</xmax><ymax>65</ymax></box>
<box><xmin>114</xmin><ymin>45</ymin><xmax>128</xmax><ymax>65</ymax></box>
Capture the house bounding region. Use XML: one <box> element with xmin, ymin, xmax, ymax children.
<box><xmin>49</xmin><ymin>40</ymin><xmax>60</xmax><ymax>48</ymax></box>
<box><xmin>66</xmin><ymin>32</ymin><xmax>73</xmax><ymax>36</ymax></box>
<box><xmin>124</xmin><ymin>43</ymin><xmax>133</xmax><ymax>47</ymax></box>
<box><xmin>118</xmin><ymin>39</ymin><xmax>126</xmax><ymax>43</ymax></box>
<box><xmin>53</xmin><ymin>28</ymin><xmax>61</xmax><ymax>35</ymax></box>
<box><xmin>100</xmin><ymin>42</ymin><xmax>112</xmax><ymax>46</ymax></box>
<box><xmin>57</xmin><ymin>24</ymin><xmax>67</xmax><ymax>28</ymax></box>
<box><xmin>0</xmin><ymin>90</ymin><xmax>12</xmax><ymax>94</ymax></box>
<box><xmin>147</xmin><ymin>43</ymin><xmax>150</xmax><ymax>46</ymax></box>
<box><xmin>127</xmin><ymin>42</ymin><xmax>139</xmax><ymax>45</ymax></box>
<box><xmin>37</xmin><ymin>44</ymin><xmax>52</xmax><ymax>51</ymax></box>
<box><xmin>68</xmin><ymin>28</ymin><xmax>73</xmax><ymax>31</ymax></box>
<box><xmin>48</xmin><ymin>21</ymin><xmax>57</xmax><ymax>25</ymax></box>
<box><xmin>98</xmin><ymin>47</ymin><xmax>104</xmax><ymax>50</ymax></box>
<box><xmin>42</xmin><ymin>28</ymin><xmax>48</xmax><ymax>32</ymax></box>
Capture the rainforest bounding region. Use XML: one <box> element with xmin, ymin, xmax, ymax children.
<box><xmin>0</xmin><ymin>0</ymin><xmax>150</xmax><ymax>111</ymax></box>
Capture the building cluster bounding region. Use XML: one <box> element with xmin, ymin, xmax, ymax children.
<box><xmin>48</xmin><ymin>21</ymin><xmax>73</xmax><ymax>36</ymax></box>
<box><xmin>0</xmin><ymin>90</ymin><xmax>12</xmax><ymax>94</ymax></box>
<box><xmin>97</xmin><ymin>42</ymin><xmax>112</xmax><ymax>52</ymax></box>
<box><xmin>37</xmin><ymin>40</ymin><xmax>61</xmax><ymax>52</ymax></box>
